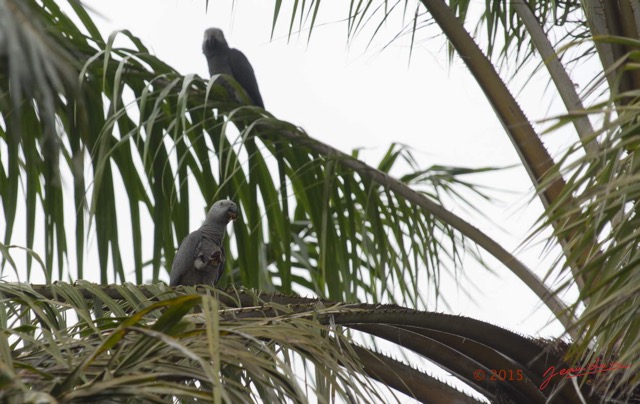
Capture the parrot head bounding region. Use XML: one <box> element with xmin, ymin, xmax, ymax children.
<box><xmin>207</xmin><ymin>199</ymin><xmax>238</xmax><ymax>224</ymax></box>
<box><xmin>202</xmin><ymin>28</ymin><xmax>228</xmax><ymax>54</ymax></box>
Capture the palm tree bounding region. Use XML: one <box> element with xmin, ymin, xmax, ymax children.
<box><xmin>1</xmin><ymin>0</ymin><xmax>638</xmax><ymax>402</ymax></box>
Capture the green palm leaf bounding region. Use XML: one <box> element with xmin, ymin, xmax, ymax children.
<box><xmin>3</xmin><ymin>0</ymin><xmax>640</xmax><ymax>401</ymax></box>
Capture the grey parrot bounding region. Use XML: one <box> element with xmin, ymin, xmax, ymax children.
<box><xmin>202</xmin><ymin>27</ymin><xmax>264</xmax><ymax>108</ymax></box>
<box><xmin>170</xmin><ymin>200</ymin><xmax>239</xmax><ymax>286</ymax></box>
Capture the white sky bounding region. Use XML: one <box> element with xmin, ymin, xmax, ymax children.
<box><xmin>2</xmin><ymin>0</ymin><xmax>583</xmax><ymax>331</ymax></box>
<box><xmin>0</xmin><ymin>0</ymin><xmax>600</xmax><ymax>401</ymax></box>
<box><xmin>2</xmin><ymin>3</ymin><xmax>594</xmax><ymax>397</ymax></box>
<box><xmin>78</xmin><ymin>0</ymin><xmax>584</xmax><ymax>335</ymax></box>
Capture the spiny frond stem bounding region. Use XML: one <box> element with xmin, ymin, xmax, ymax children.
<box><xmin>258</xmin><ymin>124</ymin><xmax>577</xmax><ymax>336</ymax></box>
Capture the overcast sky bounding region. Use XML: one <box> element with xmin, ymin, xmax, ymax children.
<box><xmin>0</xmin><ymin>1</ymin><xmax>599</xmax><ymax>400</ymax></box>
<box><xmin>5</xmin><ymin>1</ymin><xmax>589</xmax><ymax>342</ymax></box>
<box><xmin>82</xmin><ymin>0</ymin><xmax>585</xmax><ymax>334</ymax></box>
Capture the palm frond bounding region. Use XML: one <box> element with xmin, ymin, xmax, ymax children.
<box><xmin>2</xmin><ymin>282</ymin><xmax>628</xmax><ymax>403</ymax></box>
<box><xmin>0</xmin><ymin>1</ymin><xmax>521</xmax><ymax>312</ymax></box>
<box><xmin>536</xmin><ymin>84</ymin><xmax>640</xmax><ymax>398</ymax></box>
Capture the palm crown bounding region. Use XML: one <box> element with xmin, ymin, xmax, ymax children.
<box><xmin>1</xmin><ymin>0</ymin><xmax>639</xmax><ymax>402</ymax></box>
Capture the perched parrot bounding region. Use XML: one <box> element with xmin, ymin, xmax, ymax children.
<box><xmin>170</xmin><ymin>200</ymin><xmax>238</xmax><ymax>286</ymax></box>
<box><xmin>202</xmin><ymin>27</ymin><xmax>264</xmax><ymax>108</ymax></box>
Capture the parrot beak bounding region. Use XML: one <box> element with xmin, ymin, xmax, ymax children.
<box><xmin>227</xmin><ymin>205</ymin><xmax>239</xmax><ymax>221</ymax></box>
